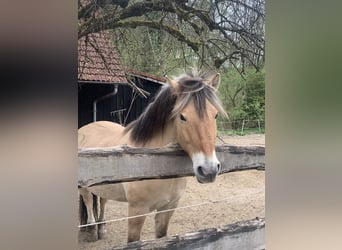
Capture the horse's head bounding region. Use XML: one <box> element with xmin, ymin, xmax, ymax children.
<box><xmin>168</xmin><ymin>72</ymin><xmax>226</xmax><ymax>183</ymax></box>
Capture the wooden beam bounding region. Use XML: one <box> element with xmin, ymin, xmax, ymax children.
<box><xmin>111</xmin><ymin>217</ymin><xmax>265</xmax><ymax>250</ymax></box>
<box><xmin>78</xmin><ymin>144</ymin><xmax>265</xmax><ymax>187</ymax></box>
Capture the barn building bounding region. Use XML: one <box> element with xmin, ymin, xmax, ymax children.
<box><xmin>78</xmin><ymin>31</ymin><xmax>165</xmax><ymax>128</ymax></box>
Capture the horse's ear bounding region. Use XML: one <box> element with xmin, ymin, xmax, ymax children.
<box><xmin>208</xmin><ymin>73</ymin><xmax>221</xmax><ymax>91</ymax></box>
<box><xmin>165</xmin><ymin>76</ymin><xmax>178</xmax><ymax>90</ymax></box>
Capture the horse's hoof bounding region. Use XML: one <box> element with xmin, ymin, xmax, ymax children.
<box><xmin>98</xmin><ymin>229</ymin><xmax>106</xmax><ymax>239</ymax></box>
<box><xmin>85</xmin><ymin>233</ymin><xmax>98</xmax><ymax>242</ymax></box>
<box><xmin>79</xmin><ymin>225</ymin><xmax>98</xmax><ymax>242</ymax></box>
<box><xmin>98</xmin><ymin>224</ymin><xmax>106</xmax><ymax>239</ymax></box>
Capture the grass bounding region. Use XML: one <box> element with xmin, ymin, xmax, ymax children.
<box><xmin>218</xmin><ymin>127</ymin><xmax>265</xmax><ymax>136</ymax></box>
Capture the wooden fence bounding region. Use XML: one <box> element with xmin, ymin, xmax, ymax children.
<box><xmin>111</xmin><ymin>217</ymin><xmax>265</xmax><ymax>250</ymax></box>
<box><xmin>78</xmin><ymin>143</ymin><xmax>265</xmax><ymax>187</ymax></box>
<box><xmin>78</xmin><ymin>143</ymin><xmax>265</xmax><ymax>249</ymax></box>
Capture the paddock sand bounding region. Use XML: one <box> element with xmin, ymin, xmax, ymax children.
<box><xmin>79</xmin><ymin>134</ymin><xmax>265</xmax><ymax>249</ymax></box>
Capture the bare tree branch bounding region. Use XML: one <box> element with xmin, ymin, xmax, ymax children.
<box><xmin>78</xmin><ymin>0</ymin><xmax>265</xmax><ymax>71</ymax></box>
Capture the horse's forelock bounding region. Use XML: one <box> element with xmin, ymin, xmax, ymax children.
<box><xmin>172</xmin><ymin>74</ymin><xmax>225</xmax><ymax>118</ymax></box>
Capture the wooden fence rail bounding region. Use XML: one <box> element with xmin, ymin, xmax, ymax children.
<box><xmin>111</xmin><ymin>217</ymin><xmax>265</xmax><ymax>250</ymax></box>
<box><xmin>78</xmin><ymin>143</ymin><xmax>265</xmax><ymax>187</ymax></box>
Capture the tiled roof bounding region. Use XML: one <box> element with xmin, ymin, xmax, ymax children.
<box><xmin>125</xmin><ymin>68</ymin><xmax>167</xmax><ymax>85</ymax></box>
<box><xmin>78</xmin><ymin>31</ymin><xmax>127</xmax><ymax>84</ymax></box>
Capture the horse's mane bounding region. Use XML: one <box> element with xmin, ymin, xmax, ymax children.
<box><xmin>124</xmin><ymin>70</ymin><xmax>226</xmax><ymax>145</ymax></box>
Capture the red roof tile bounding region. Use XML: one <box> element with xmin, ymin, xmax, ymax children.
<box><xmin>125</xmin><ymin>68</ymin><xmax>167</xmax><ymax>84</ymax></box>
<box><xmin>78</xmin><ymin>31</ymin><xmax>127</xmax><ymax>84</ymax></box>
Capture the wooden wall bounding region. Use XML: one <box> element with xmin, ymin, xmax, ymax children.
<box><xmin>78</xmin><ymin>78</ymin><xmax>162</xmax><ymax>128</ymax></box>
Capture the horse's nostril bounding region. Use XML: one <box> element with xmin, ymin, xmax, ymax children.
<box><xmin>217</xmin><ymin>163</ymin><xmax>221</xmax><ymax>171</ymax></box>
<box><xmin>197</xmin><ymin>166</ymin><xmax>204</xmax><ymax>176</ymax></box>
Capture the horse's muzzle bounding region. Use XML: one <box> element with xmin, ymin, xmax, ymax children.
<box><xmin>191</xmin><ymin>152</ymin><xmax>221</xmax><ymax>183</ymax></box>
<box><xmin>194</xmin><ymin>162</ymin><xmax>221</xmax><ymax>184</ymax></box>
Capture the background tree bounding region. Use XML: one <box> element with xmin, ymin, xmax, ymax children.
<box><xmin>78</xmin><ymin>0</ymin><xmax>265</xmax><ymax>75</ymax></box>
<box><xmin>78</xmin><ymin>0</ymin><xmax>265</xmax><ymax>132</ymax></box>
<box><xmin>241</xmin><ymin>69</ymin><xmax>265</xmax><ymax>122</ymax></box>
<box><xmin>218</xmin><ymin>67</ymin><xmax>265</xmax><ymax>131</ymax></box>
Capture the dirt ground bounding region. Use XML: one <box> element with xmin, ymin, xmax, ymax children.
<box><xmin>79</xmin><ymin>134</ymin><xmax>265</xmax><ymax>249</ymax></box>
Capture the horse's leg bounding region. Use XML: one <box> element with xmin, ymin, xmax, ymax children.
<box><xmin>97</xmin><ymin>197</ymin><xmax>107</xmax><ymax>239</ymax></box>
<box><xmin>79</xmin><ymin>188</ymin><xmax>98</xmax><ymax>242</ymax></box>
<box><xmin>154</xmin><ymin>200</ymin><xmax>180</xmax><ymax>238</ymax></box>
<box><xmin>127</xmin><ymin>205</ymin><xmax>149</xmax><ymax>243</ymax></box>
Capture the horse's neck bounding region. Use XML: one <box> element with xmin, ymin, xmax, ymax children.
<box><xmin>127</xmin><ymin>122</ymin><xmax>177</xmax><ymax>148</ymax></box>
<box><xmin>150</xmin><ymin>123</ymin><xmax>176</xmax><ymax>147</ymax></box>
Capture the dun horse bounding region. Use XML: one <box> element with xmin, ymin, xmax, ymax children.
<box><xmin>78</xmin><ymin>71</ymin><xmax>226</xmax><ymax>243</ymax></box>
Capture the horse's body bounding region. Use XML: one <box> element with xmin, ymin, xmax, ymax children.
<box><xmin>79</xmin><ymin>121</ymin><xmax>187</xmax><ymax>242</ymax></box>
<box><xmin>78</xmin><ymin>70</ymin><xmax>226</xmax><ymax>243</ymax></box>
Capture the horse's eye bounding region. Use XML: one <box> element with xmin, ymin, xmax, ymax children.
<box><xmin>215</xmin><ymin>113</ymin><xmax>219</xmax><ymax>119</ymax></box>
<box><xmin>180</xmin><ymin>114</ymin><xmax>187</xmax><ymax>122</ymax></box>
